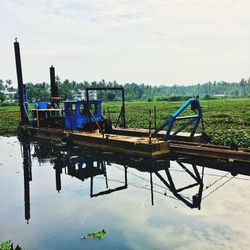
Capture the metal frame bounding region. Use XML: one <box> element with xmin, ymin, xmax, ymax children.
<box><xmin>155</xmin><ymin>162</ymin><xmax>204</xmax><ymax>209</ymax></box>
<box><xmin>85</xmin><ymin>87</ymin><xmax>126</xmax><ymax>128</ymax></box>
<box><xmin>153</xmin><ymin>98</ymin><xmax>202</xmax><ymax>140</ymax></box>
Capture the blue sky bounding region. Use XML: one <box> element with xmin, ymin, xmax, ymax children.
<box><xmin>1</xmin><ymin>0</ymin><xmax>250</xmax><ymax>86</ymax></box>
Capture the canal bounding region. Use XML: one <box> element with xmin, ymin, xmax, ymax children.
<box><xmin>0</xmin><ymin>136</ymin><xmax>250</xmax><ymax>249</ymax></box>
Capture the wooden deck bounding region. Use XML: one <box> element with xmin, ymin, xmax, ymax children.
<box><xmin>27</xmin><ymin>127</ymin><xmax>170</xmax><ymax>158</ymax></box>
<box><xmin>23</xmin><ymin>126</ymin><xmax>250</xmax><ymax>163</ymax></box>
<box><xmin>112</xmin><ymin>128</ymin><xmax>204</xmax><ymax>142</ymax></box>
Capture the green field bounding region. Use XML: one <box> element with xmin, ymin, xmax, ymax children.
<box><xmin>0</xmin><ymin>98</ymin><xmax>249</xmax><ymax>147</ymax></box>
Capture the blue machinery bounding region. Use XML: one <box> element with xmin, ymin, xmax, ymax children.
<box><xmin>18</xmin><ymin>79</ymin><xmax>202</xmax><ymax>140</ymax></box>
<box><xmin>33</xmin><ymin>98</ymin><xmax>202</xmax><ymax>141</ymax></box>
<box><xmin>153</xmin><ymin>97</ymin><xmax>202</xmax><ymax>140</ymax></box>
<box><xmin>22</xmin><ymin>83</ymin><xmax>203</xmax><ymax>140</ymax></box>
<box><xmin>64</xmin><ymin>100</ymin><xmax>102</xmax><ymax>130</ymax></box>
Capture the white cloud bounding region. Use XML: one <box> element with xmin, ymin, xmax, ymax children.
<box><xmin>1</xmin><ymin>0</ymin><xmax>250</xmax><ymax>86</ymax></box>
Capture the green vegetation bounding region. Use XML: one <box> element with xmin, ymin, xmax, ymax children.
<box><xmin>0</xmin><ymin>92</ymin><xmax>6</xmax><ymax>102</ymax></box>
<box><xmin>0</xmin><ymin>105</ymin><xmax>20</xmax><ymax>135</ymax></box>
<box><xmin>80</xmin><ymin>230</ymin><xmax>107</xmax><ymax>240</ymax></box>
<box><xmin>0</xmin><ymin>240</ymin><xmax>22</xmax><ymax>250</ymax></box>
<box><xmin>33</xmin><ymin>78</ymin><xmax>250</xmax><ymax>101</ymax></box>
<box><xmin>0</xmin><ymin>98</ymin><xmax>249</xmax><ymax>147</ymax></box>
<box><xmin>1</xmin><ymin>77</ymin><xmax>250</xmax><ymax>103</ymax></box>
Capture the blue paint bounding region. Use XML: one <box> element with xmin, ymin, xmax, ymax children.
<box><xmin>64</xmin><ymin>100</ymin><xmax>102</xmax><ymax>130</ymax></box>
<box><xmin>161</xmin><ymin>98</ymin><xmax>202</xmax><ymax>140</ymax></box>
<box><xmin>37</xmin><ymin>102</ymin><xmax>49</xmax><ymax>109</ymax></box>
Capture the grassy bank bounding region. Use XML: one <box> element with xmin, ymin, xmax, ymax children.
<box><xmin>0</xmin><ymin>105</ymin><xmax>20</xmax><ymax>135</ymax></box>
<box><xmin>0</xmin><ymin>98</ymin><xmax>249</xmax><ymax>147</ymax></box>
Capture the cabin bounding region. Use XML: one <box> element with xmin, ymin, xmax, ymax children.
<box><xmin>31</xmin><ymin>99</ymin><xmax>103</xmax><ymax>130</ymax></box>
<box><xmin>64</xmin><ymin>100</ymin><xmax>102</xmax><ymax>130</ymax></box>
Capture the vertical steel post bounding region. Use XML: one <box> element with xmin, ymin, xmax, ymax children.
<box><xmin>122</xmin><ymin>89</ymin><xmax>125</xmax><ymax>128</ymax></box>
<box><xmin>201</xmin><ymin>117</ymin><xmax>205</xmax><ymax>131</ymax></box>
<box><xmin>50</xmin><ymin>65</ymin><xmax>58</xmax><ymax>97</ymax></box>
<box><xmin>86</xmin><ymin>89</ymin><xmax>91</xmax><ymax>123</ymax></box>
<box><xmin>107</xmin><ymin>107</ymin><xmax>111</xmax><ymax>121</ymax></box>
<box><xmin>149</xmin><ymin>109</ymin><xmax>152</xmax><ymax>144</ymax></box>
<box><xmin>150</xmin><ymin>172</ymin><xmax>154</xmax><ymax>206</ymax></box>
<box><xmin>154</xmin><ymin>106</ymin><xmax>156</xmax><ymax>129</ymax></box>
<box><xmin>14</xmin><ymin>39</ymin><xmax>27</xmax><ymax>125</ymax></box>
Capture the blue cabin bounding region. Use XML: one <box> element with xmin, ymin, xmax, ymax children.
<box><xmin>64</xmin><ymin>100</ymin><xmax>102</xmax><ymax>130</ymax></box>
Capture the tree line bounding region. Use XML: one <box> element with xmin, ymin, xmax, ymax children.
<box><xmin>0</xmin><ymin>77</ymin><xmax>250</xmax><ymax>102</ymax></box>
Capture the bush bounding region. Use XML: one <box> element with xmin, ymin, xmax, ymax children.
<box><xmin>156</xmin><ymin>96</ymin><xmax>192</xmax><ymax>102</ymax></box>
<box><xmin>0</xmin><ymin>102</ymin><xmax>18</xmax><ymax>107</ymax></box>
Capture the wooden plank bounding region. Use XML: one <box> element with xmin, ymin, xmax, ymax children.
<box><xmin>28</xmin><ymin>127</ymin><xmax>170</xmax><ymax>158</ymax></box>
<box><xmin>169</xmin><ymin>142</ymin><xmax>250</xmax><ymax>162</ymax></box>
<box><xmin>112</xmin><ymin>128</ymin><xmax>203</xmax><ymax>142</ymax></box>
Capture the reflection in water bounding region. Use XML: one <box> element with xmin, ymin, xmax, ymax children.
<box><xmin>20</xmin><ymin>140</ymin><xmax>250</xmax><ymax>223</ymax></box>
<box><xmin>154</xmin><ymin>162</ymin><xmax>204</xmax><ymax>209</ymax></box>
<box><xmin>22</xmin><ymin>142</ymin><xmax>32</xmax><ymax>224</ymax></box>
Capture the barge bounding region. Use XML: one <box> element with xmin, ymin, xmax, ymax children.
<box><xmin>14</xmin><ymin>40</ymin><xmax>250</xmax><ymax>164</ymax></box>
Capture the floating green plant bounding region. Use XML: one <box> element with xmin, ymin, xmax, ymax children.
<box><xmin>0</xmin><ymin>240</ymin><xmax>22</xmax><ymax>250</ymax></box>
<box><xmin>80</xmin><ymin>229</ymin><xmax>107</xmax><ymax>240</ymax></box>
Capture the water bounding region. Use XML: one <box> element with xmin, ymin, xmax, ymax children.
<box><xmin>0</xmin><ymin>136</ymin><xmax>250</xmax><ymax>249</ymax></box>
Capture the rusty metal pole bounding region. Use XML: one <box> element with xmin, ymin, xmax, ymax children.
<box><xmin>14</xmin><ymin>39</ymin><xmax>27</xmax><ymax>125</ymax></box>
<box><xmin>107</xmin><ymin>107</ymin><xmax>111</xmax><ymax>121</ymax></box>
<box><xmin>50</xmin><ymin>65</ymin><xmax>58</xmax><ymax>98</ymax></box>
<box><xmin>122</xmin><ymin>89</ymin><xmax>126</xmax><ymax>128</ymax></box>
<box><xmin>201</xmin><ymin>117</ymin><xmax>205</xmax><ymax>131</ymax></box>
<box><xmin>86</xmin><ymin>89</ymin><xmax>91</xmax><ymax>123</ymax></box>
<box><xmin>149</xmin><ymin>109</ymin><xmax>152</xmax><ymax>144</ymax></box>
<box><xmin>154</xmin><ymin>106</ymin><xmax>157</xmax><ymax>129</ymax></box>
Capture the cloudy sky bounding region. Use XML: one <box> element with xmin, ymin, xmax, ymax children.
<box><xmin>1</xmin><ymin>0</ymin><xmax>250</xmax><ymax>86</ymax></box>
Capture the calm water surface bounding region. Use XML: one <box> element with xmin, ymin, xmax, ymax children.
<box><xmin>0</xmin><ymin>136</ymin><xmax>250</xmax><ymax>250</ymax></box>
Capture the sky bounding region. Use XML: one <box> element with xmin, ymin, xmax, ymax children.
<box><xmin>1</xmin><ymin>0</ymin><xmax>250</xmax><ymax>87</ymax></box>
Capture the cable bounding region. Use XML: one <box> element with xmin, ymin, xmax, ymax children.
<box><xmin>169</xmin><ymin>168</ymin><xmax>250</xmax><ymax>181</ymax></box>
<box><xmin>203</xmin><ymin>172</ymin><xmax>230</xmax><ymax>191</ymax></box>
<box><xmin>202</xmin><ymin>176</ymin><xmax>235</xmax><ymax>200</ymax></box>
<box><xmin>112</xmin><ymin>165</ymin><xmax>170</xmax><ymax>190</ymax></box>
<box><xmin>106</xmin><ymin>165</ymin><xmax>193</xmax><ymax>200</ymax></box>
<box><xmin>94</xmin><ymin>176</ymin><xmax>178</xmax><ymax>200</ymax></box>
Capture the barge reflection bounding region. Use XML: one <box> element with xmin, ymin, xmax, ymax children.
<box><xmin>21</xmin><ymin>140</ymin><xmax>250</xmax><ymax>223</ymax></box>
